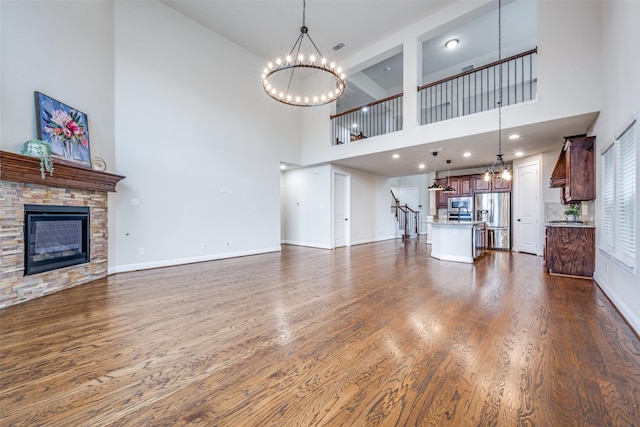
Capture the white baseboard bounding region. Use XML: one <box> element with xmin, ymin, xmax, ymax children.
<box><xmin>351</xmin><ymin>235</ymin><xmax>398</xmax><ymax>246</ymax></box>
<box><xmin>281</xmin><ymin>240</ymin><xmax>333</xmax><ymax>250</ymax></box>
<box><xmin>109</xmin><ymin>246</ymin><xmax>282</xmax><ymax>274</ymax></box>
<box><xmin>593</xmin><ymin>273</ymin><xmax>640</xmax><ymax>336</ymax></box>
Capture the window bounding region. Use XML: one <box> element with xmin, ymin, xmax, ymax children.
<box><xmin>601</xmin><ymin>120</ymin><xmax>636</xmax><ymax>270</ymax></box>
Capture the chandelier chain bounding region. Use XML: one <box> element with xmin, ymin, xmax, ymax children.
<box><xmin>497</xmin><ymin>0</ymin><xmax>503</xmax><ymax>157</ymax></box>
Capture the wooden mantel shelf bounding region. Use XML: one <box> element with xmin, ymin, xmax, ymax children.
<box><xmin>0</xmin><ymin>151</ymin><xmax>125</xmax><ymax>192</ymax></box>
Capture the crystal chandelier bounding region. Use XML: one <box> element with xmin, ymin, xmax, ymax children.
<box><xmin>261</xmin><ymin>0</ymin><xmax>346</xmax><ymax>107</ymax></box>
<box><xmin>483</xmin><ymin>0</ymin><xmax>512</xmax><ymax>182</ymax></box>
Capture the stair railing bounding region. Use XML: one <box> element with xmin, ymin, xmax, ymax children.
<box><xmin>391</xmin><ymin>190</ymin><xmax>418</xmax><ymax>240</ymax></box>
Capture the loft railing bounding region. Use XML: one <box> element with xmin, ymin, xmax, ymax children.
<box><xmin>391</xmin><ymin>190</ymin><xmax>418</xmax><ymax>241</ymax></box>
<box><xmin>331</xmin><ymin>93</ymin><xmax>403</xmax><ymax>146</ymax></box>
<box><xmin>418</xmin><ymin>48</ymin><xmax>537</xmax><ymax>125</ymax></box>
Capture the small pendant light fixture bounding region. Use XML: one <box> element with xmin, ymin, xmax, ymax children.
<box><xmin>443</xmin><ymin>159</ymin><xmax>456</xmax><ymax>193</ymax></box>
<box><xmin>483</xmin><ymin>0</ymin><xmax>512</xmax><ymax>182</ymax></box>
<box><xmin>428</xmin><ymin>151</ymin><xmax>443</xmax><ymax>191</ymax></box>
<box><xmin>261</xmin><ymin>0</ymin><xmax>346</xmax><ymax>107</ymax></box>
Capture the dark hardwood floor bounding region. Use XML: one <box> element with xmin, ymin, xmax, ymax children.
<box><xmin>1</xmin><ymin>239</ymin><xmax>639</xmax><ymax>426</ymax></box>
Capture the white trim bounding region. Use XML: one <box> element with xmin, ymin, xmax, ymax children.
<box><xmin>110</xmin><ymin>246</ymin><xmax>282</xmax><ymax>274</ymax></box>
<box><xmin>281</xmin><ymin>240</ymin><xmax>333</xmax><ymax>250</ymax></box>
<box><xmin>351</xmin><ymin>235</ymin><xmax>398</xmax><ymax>246</ymax></box>
<box><xmin>430</xmin><ymin>252</ymin><xmax>474</xmax><ymax>263</ymax></box>
<box><xmin>593</xmin><ymin>273</ymin><xmax>640</xmax><ymax>336</ymax></box>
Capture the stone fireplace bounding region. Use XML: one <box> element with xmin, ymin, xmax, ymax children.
<box><xmin>0</xmin><ymin>151</ymin><xmax>124</xmax><ymax>308</ymax></box>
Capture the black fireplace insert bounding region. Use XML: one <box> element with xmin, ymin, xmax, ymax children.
<box><xmin>24</xmin><ymin>205</ymin><xmax>90</xmax><ymax>275</ymax></box>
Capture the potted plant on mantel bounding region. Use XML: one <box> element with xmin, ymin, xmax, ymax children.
<box><xmin>565</xmin><ymin>204</ymin><xmax>580</xmax><ymax>222</ymax></box>
<box><xmin>21</xmin><ymin>140</ymin><xmax>54</xmax><ymax>179</ymax></box>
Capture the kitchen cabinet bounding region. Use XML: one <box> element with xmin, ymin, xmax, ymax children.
<box><xmin>565</xmin><ymin>136</ymin><xmax>595</xmax><ymax>202</ymax></box>
<box><xmin>549</xmin><ymin>135</ymin><xmax>595</xmax><ymax>202</ymax></box>
<box><xmin>459</xmin><ymin>176</ymin><xmax>473</xmax><ymax>196</ymax></box>
<box><xmin>435</xmin><ymin>178</ymin><xmax>449</xmax><ymax>208</ymax></box>
<box><xmin>545</xmin><ymin>225</ymin><xmax>595</xmax><ymax>277</ymax></box>
<box><xmin>473</xmin><ymin>175</ymin><xmax>511</xmax><ymax>192</ymax></box>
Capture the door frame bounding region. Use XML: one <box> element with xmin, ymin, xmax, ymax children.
<box><xmin>513</xmin><ymin>157</ymin><xmax>542</xmax><ymax>255</ymax></box>
<box><xmin>332</xmin><ymin>170</ymin><xmax>351</xmax><ymax>248</ymax></box>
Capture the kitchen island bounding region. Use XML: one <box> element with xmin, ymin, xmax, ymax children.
<box><xmin>430</xmin><ymin>220</ymin><xmax>486</xmax><ymax>263</ymax></box>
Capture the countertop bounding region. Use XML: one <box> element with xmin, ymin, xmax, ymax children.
<box><xmin>546</xmin><ymin>221</ymin><xmax>595</xmax><ymax>228</ymax></box>
<box><xmin>431</xmin><ymin>220</ymin><xmax>486</xmax><ymax>226</ymax></box>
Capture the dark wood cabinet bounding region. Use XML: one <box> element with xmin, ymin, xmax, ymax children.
<box><xmin>473</xmin><ymin>175</ymin><xmax>511</xmax><ymax>192</ymax></box>
<box><xmin>473</xmin><ymin>176</ymin><xmax>491</xmax><ymax>193</ymax></box>
<box><xmin>459</xmin><ymin>176</ymin><xmax>473</xmax><ymax>196</ymax></box>
<box><xmin>545</xmin><ymin>226</ymin><xmax>595</xmax><ymax>277</ymax></box>
<box><xmin>564</xmin><ymin>136</ymin><xmax>595</xmax><ymax>202</ymax></box>
<box><xmin>435</xmin><ymin>178</ymin><xmax>449</xmax><ymax>208</ymax></box>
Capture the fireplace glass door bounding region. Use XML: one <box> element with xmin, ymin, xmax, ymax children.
<box><xmin>24</xmin><ymin>205</ymin><xmax>90</xmax><ymax>275</ymax></box>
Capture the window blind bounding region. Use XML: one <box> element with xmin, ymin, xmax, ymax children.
<box><xmin>602</xmin><ymin>144</ymin><xmax>615</xmax><ymax>251</ymax></box>
<box><xmin>616</xmin><ymin>121</ymin><xmax>636</xmax><ymax>263</ymax></box>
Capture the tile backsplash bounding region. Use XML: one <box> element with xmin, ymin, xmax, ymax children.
<box><xmin>544</xmin><ymin>201</ymin><xmax>595</xmax><ymax>223</ymax></box>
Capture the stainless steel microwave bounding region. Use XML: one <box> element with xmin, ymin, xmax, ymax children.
<box><xmin>448</xmin><ymin>197</ymin><xmax>472</xmax><ymax>212</ymax></box>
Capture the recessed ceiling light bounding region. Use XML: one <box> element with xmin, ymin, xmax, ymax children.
<box><xmin>445</xmin><ymin>39</ymin><xmax>459</xmax><ymax>49</ymax></box>
<box><xmin>392</xmin><ymin>154</ymin><xmax>400</xmax><ymax>159</ymax></box>
<box><xmin>362</xmin><ymin>107</ymin><xmax>368</xmax><ymax>112</ymax></box>
<box><xmin>418</xmin><ymin>164</ymin><xmax>425</xmax><ymax>169</ymax></box>
<box><xmin>352</xmin><ymin>123</ymin><xmax>358</xmax><ymax>128</ymax></box>
<box><xmin>509</xmin><ymin>134</ymin><xmax>520</xmax><ymax>140</ymax></box>
<box><xmin>515</xmin><ymin>151</ymin><xmax>524</xmax><ymax>157</ymax></box>
<box><xmin>385</xmin><ymin>66</ymin><xmax>392</xmax><ymax>71</ymax></box>
<box><xmin>463</xmin><ymin>152</ymin><xmax>471</xmax><ymax>157</ymax></box>
<box><xmin>280</xmin><ymin>164</ymin><xmax>286</xmax><ymax>170</ymax></box>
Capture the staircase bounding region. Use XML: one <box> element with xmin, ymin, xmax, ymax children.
<box><xmin>391</xmin><ymin>190</ymin><xmax>418</xmax><ymax>241</ymax></box>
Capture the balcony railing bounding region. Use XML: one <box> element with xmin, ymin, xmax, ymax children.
<box><xmin>418</xmin><ymin>48</ymin><xmax>537</xmax><ymax>125</ymax></box>
<box><xmin>331</xmin><ymin>93</ymin><xmax>403</xmax><ymax>146</ymax></box>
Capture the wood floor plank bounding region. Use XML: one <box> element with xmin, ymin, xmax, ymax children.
<box><xmin>1</xmin><ymin>239</ymin><xmax>640</xmax><ymax>426</ymax></box>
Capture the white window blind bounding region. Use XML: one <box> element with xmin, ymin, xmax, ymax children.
<box><xmin>602</xmin><ymin>144</ymin><xmax>615</xmax><ymax>251</ymax></box>
<box><xmin>616</xmin><ymin>121</ymin><xmax>636</xmax><ymax>263</ymax></box>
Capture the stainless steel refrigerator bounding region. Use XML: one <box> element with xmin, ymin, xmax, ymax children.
<box><xmin>474</xmin><ymin>192</ymin><xmax>511</xmax><ymax>250</ymax></box>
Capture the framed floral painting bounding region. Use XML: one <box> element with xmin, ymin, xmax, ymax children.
<box><xmin>34</xmin><ymin>91</ymin><xmax>91</xmax><ymax>167</ymax></box>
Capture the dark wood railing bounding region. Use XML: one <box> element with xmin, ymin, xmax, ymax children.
<box><xmin>391</xmin><ymin>190</ymin><xmax>418</xmax><ymax>241</ymax></box>
<box><xmin>418</xmin><ymin>48</ymin><xmax>537</xmax><ymax>125</ymax></box>
<box><xmin>331</xmin><ymin>93</ymin><xmax>403</xmax><ymax>145</ymax></box>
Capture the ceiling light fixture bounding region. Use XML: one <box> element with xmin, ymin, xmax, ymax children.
<box><xmin>428</xmin><ymin>151</ymin><xmax>443</xmax><ymax>191</ymax></box>
<box><xmin>443</xmin><ymin>160</ymin><xmax>456</xmax><ymax>193</ymax></box>
<box><xmin>463</xmin><ymin>152</ymin><xmax>471</xmax><ymax>157</ymax></box>
<box><xmin>509</xmin><ymin>134</ymin><xmax>520</xmax><ymax>140</ymax></box>
<box><xmin>445</xmin><ymin>39</ymin><xmax>459</xmax><ymax>49</ymax></box>
<box><xmin>261</xmin><ymin>0</ymin><xmax>346</xmax><ymax>107</ymax></box>
<box><xmin>392</xmin><ymin>153</ymin><xmax>400</xmax><ymax>159</ymax></box>
<box><xmin>483</xmin><ymin>0</ymin><xmax>512</xmax><ymax>183</ymax></box>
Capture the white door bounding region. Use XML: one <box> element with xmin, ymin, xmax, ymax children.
<box><xmin>515</xmin><ymin>162</ymin><xmax>539</xmax><ymax>254</ymax></box>
<box><xmin>333</xmin><ymin>172</ymin><xmax>350</xmax><ymax>248</ymax></box>
<box><xmin>399</xmin><ymin>188</ymin><xmax>418</xmax><ymax>210</ymax></box>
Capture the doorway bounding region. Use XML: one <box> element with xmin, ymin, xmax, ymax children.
<box><xmin>333</xmin><ymin>172</ymin><xmax>351</xmax><ymax>248</ymax></box>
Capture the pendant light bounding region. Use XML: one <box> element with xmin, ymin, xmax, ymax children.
<box><xmin>427</xmin><ymin>151</ymin><xmax>443</xmax><ymax>191</ymax></box>
<box><xmin>483</xmin><ymin>0</ymin><xmax>512</xmax><ymax>182</ymax></box>
<box><xmin>443</xmin><ymin>159</ymin><xmax>456</xmax><ymax>193</ymax></box>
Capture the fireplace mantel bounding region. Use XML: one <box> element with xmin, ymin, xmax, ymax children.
<box><xmin>0</xmin><ymin>151</ymin><xmax>125</xmax><ymax>192</ymax></box>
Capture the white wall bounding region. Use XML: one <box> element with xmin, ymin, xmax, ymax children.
<box><xmin>0</xmin><ymin>0</ymin><xmax>118</xmax><ymax>268</ymax></box>
<box><xmin>592</xmin><ymin>0</ymin><xmax>640</xmax><ymax>334</ymax></box>
<box><xmin>112</xmin><ymin>1</ymin><xmax>301</xmax><ymax>272</ymax></box>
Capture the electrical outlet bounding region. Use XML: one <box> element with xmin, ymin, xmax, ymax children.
<box><xmin>201</xmin><ymin>243</ymin><xmax>206</xmax><ymax>249</ymax></box>
<box><xmin>605</xmin><ymin>262</ymin><xmax>608</xmax><ymax>272</ymax></box>
<box><xmin>131</xmin><ymin>198</ymin><xmax>140</xmax><ymax>205</ymax></box>
<box><xmin>139</xmin><ymin>248</ymin><xmax>145</xmax><ymax>255</ymax></box>
<box><xmin>226</xmin><ymin>241</ymin><xmax>232</xmax><ymax>246</ymax></box>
